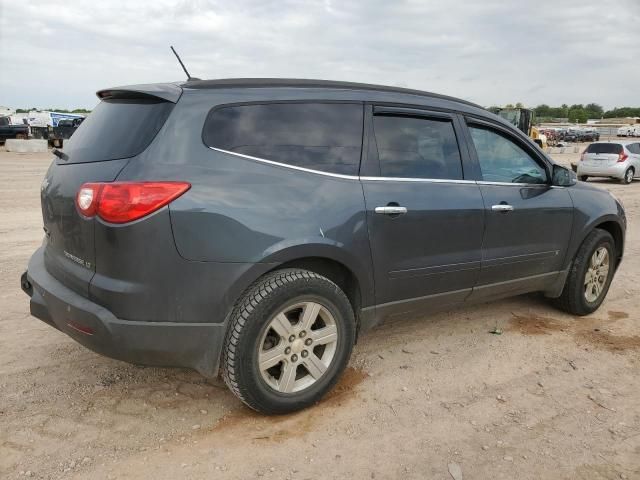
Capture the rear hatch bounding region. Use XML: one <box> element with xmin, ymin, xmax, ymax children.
<box><xmin>583</xmin><ymin>143</ymin><xmax>623</xmax><ymax>167</ymax></box>
<box><xmin>40</xmin><ymin>92</ymin><xmax>176</xmax><ymax>297</ymax></box>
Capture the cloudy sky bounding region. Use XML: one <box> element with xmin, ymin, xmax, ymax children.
<box><xmin>1</xmin><ymin>0</ymin><xmax>638</xmax><ymax>110</ymax></box>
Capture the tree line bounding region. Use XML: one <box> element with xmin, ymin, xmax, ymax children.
<box><xmin>498</xmin><ymin>103</ymin><xmax>640</xmax><ymax>123</ymax></box>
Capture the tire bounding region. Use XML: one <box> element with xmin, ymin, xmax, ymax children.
<box><xmin>553</xmin><ymin>229</ymin><xmax>616</xmax><ymax>316</ymax></box>
<box><xmin>622</xmin><ymin>167</ymin><xmax>634</xmax><ymax>184</ymax></box>
<box><xmin>578</xmin><ymin>175</ymin><xmax>588</xmax><ymax>182</ymax></box>
<box><xmin>222</xmin><ymin>268</ymin><xmax>355</xmax><ymax>414</ymax></box>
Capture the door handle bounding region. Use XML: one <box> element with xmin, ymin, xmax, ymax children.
<box><xmin>375</xmin><ymin>206</ymin><xmax>408</xmax><ymax>215</ymax></box>
<box><xmin>491</xmin><ymin>204</ymin><xmax>514</xmax><ymax>212</ymax></box>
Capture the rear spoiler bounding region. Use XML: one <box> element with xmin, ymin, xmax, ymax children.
<box><xmin>96</xmin><ymin>82</ymin><xmax>182</xmax><ymax>103</ymax></box>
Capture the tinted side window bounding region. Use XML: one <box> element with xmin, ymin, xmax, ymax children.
<box><xmin>627</xmin><ymin>143</ymin><xmax>639</xmax><ymax>154</ymax></box>
<box><xmin>203</xmin><ymin>103</ymin><xmax>363</xmax><ymax>175</ymax></box>
<box><xmin>469</xmin><ymin>126</ymin><xmax>547</xmax><ymax>184</ymax></box>
<box><xmin>372</xmin><ymin>115</ymin><xmax>463</xmax><ymax>179</ymax></box>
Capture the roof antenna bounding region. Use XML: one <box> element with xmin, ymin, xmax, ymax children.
<box><xmin>170</xmin><ymin>46</ymin><xmax>199</xmax><ymax>81</ymax></box>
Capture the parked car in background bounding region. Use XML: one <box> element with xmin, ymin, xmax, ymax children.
<box><xmin>577</xmin><ymin>130</ymin><xmax>600</xmax><ymax>142</ymax></box>
<box><xmin>564</xmin><ymin>131</ymin><xmax>579</xmax><ymax>142</ymax></box>
<box><xmin>578</xmin><ymin>141</ymin><xmax>640</xmax><ymax>184</ymax></box>
<box><xmin>0</xmin><ymin>116</ymin><xmax>29</xmax><ymax>144</ymax></box>
<box><xmin>556</xmin><ymin>128</ymin><xmax>568</xmax><ymax>140</ymax></box>
<box><xmin>31</xmin><ymin>117</ymin><xmax>85</xmax><ymax>148</ymax></box>
<box><xmin>22</xmin><ymin>78</ymin><xmax>626</xmax><ymax>414</ymax></box>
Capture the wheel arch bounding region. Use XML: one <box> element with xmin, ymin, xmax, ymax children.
<box><xmin>594</xmin><ymin>220</ymin><xmax>624</xmax><ymax>265</ymax></box>
<box><xmin>568</xmin><ymin>215</ymin><xmax>625</xmax><ymax>271</ymax></box>
<box><xmin>258</xmin><ymin>243</ymin><xmax>375</xmax><ymax>310</ymax></box>
<box><xmin>266</xmin><ymin>256</ymin><xmax>363</xmax><ymax>316</ymax></box>
<box><xmin>222</xmin><ymin>243</ymin><xmax>375</xmax><ymax>337</ymax></box>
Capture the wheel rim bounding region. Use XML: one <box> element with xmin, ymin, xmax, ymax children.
<box><xmin>626</xmin><ymin>169</ymin><xmax>633</xmax><ymax>183</ymax></box>
<box><xmin>258</xmin><ymin>301</ymin><xmax>338</xmax><ymax>394</ymax></box>
<box><xmin>584</xmin><ymin>247</ymin><xmax>610</xmax><ymax>303</ymax></box>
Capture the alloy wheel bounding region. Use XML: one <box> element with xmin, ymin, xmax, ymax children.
<box><xmin>584</xmin><ymin>246</ymin><xmax>610</xmax><ymax>303</ymax></box>
<box><xmin>625</xmin><ymin>169</ymin><xmax>634</xmax><ymax>184</ymax></box>
<box><xmin>258</xmin><ymin>301</ymin><xmax>338</xmax><ymax>393</ymax></box>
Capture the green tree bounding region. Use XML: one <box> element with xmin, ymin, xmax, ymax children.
<box><xmin>568</xmin><ymin>107</ymin><xmax>588</xmax><ymax>123</ymax></box>
<box><xmin>585</xmin><ymin>103</ymin><xmax>603</xmax><ymax>118</ymax></box>
<box><xmin>534</xmin><ymin>104</ymin><xmax>551</xmax><ymax>117</ymax></box>
<box><xmin>604</xmin><ymin>107</ymin><xmax>640</xmax><ymax>118</ymax></box>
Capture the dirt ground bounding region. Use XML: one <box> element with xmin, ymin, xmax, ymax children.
<box><xmin>0</xmin><ymin>147</ymin><xmax>638</xmax><ymax>480</ymax></box>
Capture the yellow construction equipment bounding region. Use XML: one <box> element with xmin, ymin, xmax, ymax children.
<box><xmin>489</xmin><ymin>107</ymin><xmax>547</xmax><ymax>149</ymax></box>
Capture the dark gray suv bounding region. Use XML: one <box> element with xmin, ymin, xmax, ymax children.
<box><xmin>22</xmin><ymin>79</ymin><xmax>626</xmax><ymax>414</ymax></box>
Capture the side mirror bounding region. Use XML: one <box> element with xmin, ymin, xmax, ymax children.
<box><xmin>552</xmin><ymin>164</ymin><xmax>576</xmax><ymax>187</ymax></box>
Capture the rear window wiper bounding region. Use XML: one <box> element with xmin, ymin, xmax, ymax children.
<box><xmin>52</xmin><ymin>148</ymin><xmax>69</xmax><ymax>161</ymax></box>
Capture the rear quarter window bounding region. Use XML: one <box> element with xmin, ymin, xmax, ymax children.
<box><xmin>61</xmin><ymin>98</ymin><xmax>174</xmax><ymax>163</ymax></box>
<box><xmin>586</xmin><ymin>143</ymin><xmax>623</xmax><ymax>154</ymax></box>
<box><xmin>627</xmin><ymin>143</ymin><xmax>640</xmax><ymax>154</ymax></box>
<box><xmin>202</xmin><ymin>103</ymin><xmax>364</xmax><ymax>175</ymax></box>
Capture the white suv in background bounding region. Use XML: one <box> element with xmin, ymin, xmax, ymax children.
<box><xmin>578</xmin><ymin>141</ymin><xmax>640</xmax><ymax>184</ymax></box>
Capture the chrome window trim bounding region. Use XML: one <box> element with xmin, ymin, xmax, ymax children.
<box><xmin>210</xmin><ymin>147</ymin><xmax>562</xmax><ymax>187</ymax></box>
<box><xmin>210</xmin><ymin>147</ymin><xmax>477</xmax><ymax>184</ymax></box>
<box><xmin>477</xmin><ymin>180</ymin><xmax>552</xmax><ymax>188</ymax></box>
<box><xmin>360</xmin><ymin>176</ymin><xmax>475</xmax><ymax>184</ymax></box>
<box><xmin>208</xmin><ymin>147</ymin><xmax>360</xmax><ymax>180</ymax></box>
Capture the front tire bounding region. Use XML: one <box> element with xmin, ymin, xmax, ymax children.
<box><xmin>553</xmin><ymin>229</ymin><xmax>615</xmax><ymax>316</ymax></box>
<box><xmin>222</xmin><ymin>269</ymin><xmax>355</xmax><ymax>414</ymax></box>
<box><xmin>578</xmin><ymin>175</ymin><xmax>589</xmax><ymax>182</ymax></box>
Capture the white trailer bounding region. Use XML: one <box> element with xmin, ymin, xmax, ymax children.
<box><xmin>26</xmin><ymin>111</ymin><xmax>85</xmax><ymax>127</ymax></box>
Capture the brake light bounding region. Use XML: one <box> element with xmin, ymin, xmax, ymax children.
<box><xmin>76</xmin><ymin>181</ymin><xmax>191</xmax><ymax>223</ymax></box>
<box><xmin>580</xmin><ymin>150</ymin><xmax>586</xmax><ymax>161</ymax></box>
<box><xmin>618</xmin><ymin>152</ymin><xmax>628</xmax><ymax>163</ymax></box>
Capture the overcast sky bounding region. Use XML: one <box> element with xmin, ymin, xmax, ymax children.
<box><xmin>1</xmin><ymin>0</ymin><xmax>638</xmax><ymax>110</ymax></box>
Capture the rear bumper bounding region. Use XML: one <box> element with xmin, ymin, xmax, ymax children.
<box><xmin>577</xmin><ymin>162</ymin><xmax>627</xmax><ymax>179</ymax></box>
<box><xmin>22</xmin><ymin>247</ymin><xmax>225</xmax><ymax>377</ymax></box>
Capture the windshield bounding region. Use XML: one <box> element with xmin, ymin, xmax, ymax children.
<box><xmin>497</xmin><ymin>110</ymin><xmax>520</xmax><ymax>126</ymax></box>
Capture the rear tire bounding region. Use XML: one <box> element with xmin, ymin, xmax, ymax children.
<box><xmin>222</xmin><ymin>269</ymin><xmax>355</xmax><ymax>414</ymax></box>
<box><xmin>553</xmin><ymin>229</ymin><xmax>615</xmax><ymax>316</ymax></box>
<box><xmin>578</xmin><ymin>175</ymin><xmax>588</xmax><ymax>182</ymax></box>
<box><xmin>622</xmin><ymin>167</ymin><xmax>634</xmax><ymax>184</ymax></box>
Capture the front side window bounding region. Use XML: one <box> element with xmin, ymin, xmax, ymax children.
<box><xmin>372</xmin><ymin>115</ymin><xmax>463</xmax><ymax>179</ymax></box>
<box><xmin>469</xmin><ymin>126</ymin><xmax>547</xmax><ymax>184</ymax></box>
<box><xmin>202</xmin><ymin>103</ymin><xmax>363</xmax><ymax>175</ymax></box>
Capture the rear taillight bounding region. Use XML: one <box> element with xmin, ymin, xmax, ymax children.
<box><xmin>580</xmin><ymin>150</ymin><xmax>586</xmax><ymax>161</ymax></box>
<box><xmin>76</xmin><ymin>183</ymin><xmax>101</xmax><ymax>217</ymax></box>
<box><xmin>618</xmin><ymin>153</ymin><xmax>629</xmax><ymax>163</ymax></box>
<box><xmin>76</xmin><ymin>181</ymin><xmax>190</xmax><ymax>223</ymax></box>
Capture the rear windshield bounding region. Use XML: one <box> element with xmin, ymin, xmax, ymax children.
<box><xmin>585</xmin><ymin>143</ymin><xmax>623</xmax><ymax>154</ymax></box>
<box><xmin>61</xmin><ymin>98</ymin><xmax>174</xmax><ymax>163</ymax></box>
